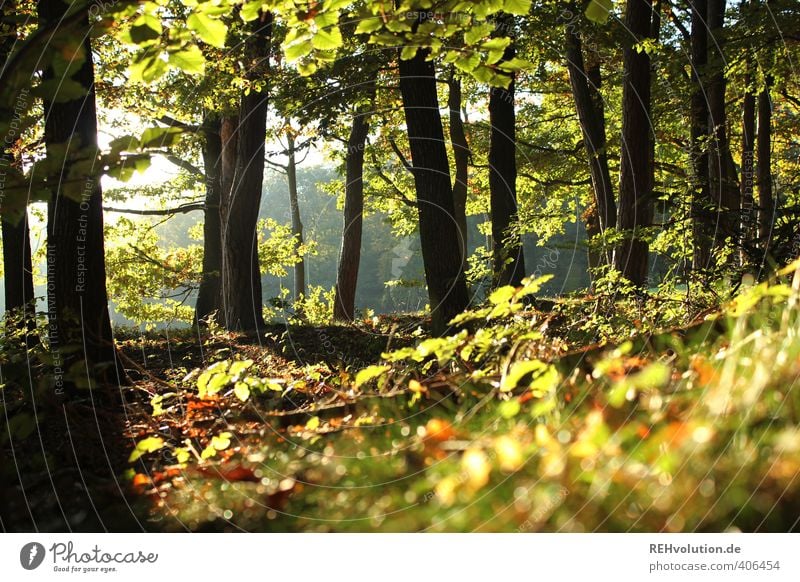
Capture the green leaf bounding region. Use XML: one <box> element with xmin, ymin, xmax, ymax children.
<box><xmin>310</xmin><ymin>26</ymin><xmax>343</xmax><ymax>51</ymax></box>
<box><xmin>140</xmin><ymin>126</ymin><xmax>183</xmax><ymax>148</ymax></box>
<box><xmin>498</xmin><ymin>399</ymin><xmax>521</xmax><ymax>418</ymax></box>
<box><xmin>128</xmin><ymin>436</ymin><xmax>164</xmax><ymax>463</ymax></box>
<box><xmin>354</xmin><ymin>365</ymin><xmax>390</xmax><ymax>388</ymax></box>
<box><xmin>305</xmin><ymin>416</ymin><xmax>320</xmax><ymax>430</ymax></box>
<box><xmin>285</xmin><ymin>39</ymin><xmax>313</xmax><ymax>61</ymax></box>
<box><xmin>501</xmin><ymin>360</ymin><xmax>554</xmax><ymax>393</ymax></box>
<box><xmin>229</xmin><ymin>359</ymin><xmax>254</xmax><ymax>378</ymax></box>
<box><xmin>241</xmin><ymin>1</ymin><xmax>264</xmax><ymax>22</ymax></box>
<box><xmin>489</xmin><ymin>285</ymin><xmax>515</xmax><ymax>305</ymax></box>
<box><xmin>585</xmin><ymin>0</ymin><xmax>614</xmax><ymax>24</ymax></box>
<box><xmin>168</xmin><ymin>44</ymin><xmax>205</xmax><ymax>74</ymax></box>
<box><xmin>355</xmin><ymin>17</ymin><xmax>382</xmax><ymax>34</ymax></box>
<box><xmin>233</xmin><ymin>381</ymin><xmax>250</xmax><ymax>402</ymax></box>
<box><xmin>187</xmin><ymin>12</ymin><xmax>228</xmax><ymax>48</ymax></box>
<box><xmin>503</xmin><ymin>0</ymin><xmax>531</xmax><ymax>15</ymax></box>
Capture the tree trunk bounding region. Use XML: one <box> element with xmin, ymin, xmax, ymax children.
<box><xmin>707</xmin><ymin>0</ymin><xmax>739</xmax><ymax>246</ymax></box>
<box><xmin>565</xmin><ymin>26</ymin><xmax>615</xmax><ymax>264</ymax></box>
<box><xmin>195</xmin><ymin>116</ymin><xmax>223</xmax><ymax>325</ymax></box>
<box><xmin>757</xmin><ymin>76</ymin><xmax>773</xmax><ymax>254</ymax></box>
<box><xmin>333</xmin><ymin>107</ymin><xmax>370</xmax><ymax>321</ymax></box>
<box><xmin>40</xmin><ymin>0</ymin><xmax>119</xmax><ymax>385</ymax></box>
<box><xmin>740</xmin><ymin>67</ymin><xmax>756</xmax><ymax>264</ymax></box>
<box><xmin>286</xmin><ymin>133</ymin><xmax>306</xmax><ymax>303</ymax></box>
<box><xmin>613</xmin><ymin>0</ymin><xmax>653</xmax><ymax>288</ymax></box>
<box><xmin>221</xmin><ymin>12</ymin><xmax>271</xmax><ymax>332</ymax></box>
<box><xmin>690</xmin><ymin>0</ymin><xmax>711</xmax><ymax>271</ymax></box>
<box><xmin>489</xmin><ymin>16</ymin><xmax>526</xmax><ymax>288</ymax></box>
<box><xmin>447</xmin><ymin>72</ymin><xmax>470</xmax><ymax>264</ymax></box>
<box><xmin>0</xmin><ymin>12</ymin><xmax>35</xmax><ymax>338</ymax></box>
<box><xmin>398</xmin><ymin>45</ymin><xmax>469</xmax><ymax>335</ymax></box>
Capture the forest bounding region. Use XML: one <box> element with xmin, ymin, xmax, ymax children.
<box><xmin>0</xmin><ymin>0</ymin><xmax>799</xmax><ymax>533</ymax></box>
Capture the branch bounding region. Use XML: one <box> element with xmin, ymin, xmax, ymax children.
<box><xmin>155</xmin><ymin>152</ymin><xmax>205</xmax><ymax>177</ymax></box>
<box><xmin>157</xmin><ymin>115</ymin><xmax>201</xmax><ymax>132</ymax></box>
<box><xmin>104</xmin><ymin>202</ymin><xmax>205</xmax><ymax>216</ymax></box>
<box><xmin>388</xmin><ymin>137</ymin><xmax>414</xmax><ymax>175</ymax></box>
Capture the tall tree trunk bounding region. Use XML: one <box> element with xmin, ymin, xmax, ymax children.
<box><xmin>447</xmin><ymin>72</ymin><xmax>469</xmax><ymax>264</ymax></box>
<box><xmin>614</xmin><ymin>0</ymin><xmax>653</xmax><ymax>287</ymax></box>
<box><xmin>690</xmin><ymin>0</ymin><xmax>711</xmax><ymax>271</ymax></box>
<box><xmin>286</xmin><ymin>132</ymin><xmax>306</xmax><ymax>303</ymax></box>
<box><xmin>740</xmin><ymin>66</ymin><xmax>756</xmax><ymax>264</ymax></box>
<box><xmin>333</xmin><ymin>107</ymin><xmax>370</xmax><ymax>321</ymax></box>
<box><xmin>398</xmin><ymin>45</ymin><xmax>469</xmax><ymax>335</ymax></box>
<box><xmin>1</xmin><ymin>9</ymin><xmax>35</xmax><ymax>337</ymax></box>
<box><xmin>757</xmin><ymin>75</ymin><xmax>773</xmax><ymax>254</ymax></box>
<box><xmin>195</xmin><ymin>116</ymin><xmax>223</xmax><ymax>325</ymax></box>
<box><xmin>489</xmin><ymin>15</ymin><xmax>526</xmax><ymax>288</ymax></box>
<box><xmin>565</xmin><ymin>26</ymin><xmax>615</xmax><ymax>264</ymax></box>
<box><xmin>221</xmin><ymin>12</ymin><xmax>271</xmax><ymax>332</ymax></box>
<box><xmin>707</xmin><ymin>0</ymin><xmax>739</xmax><ymax>246</ymax></box>
<box><xmin>40</xmin><ymin>0</ymin><xmax>118</xmax><ymax>384</ymax></box>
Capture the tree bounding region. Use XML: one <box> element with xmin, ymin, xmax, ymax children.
<box><xmin>194</xmin><ymin>115</ymin><xmax>223</xmax><ymax>324</ymax></box>
<box><xmin>447</xmin><ymin>70</ymin><xmax>470</xmax><ymax>264</ymax></box>
<box><xmin>613</xmin><ymin>0</ymin><xmax>654</xmax><ymax>287</ymax></box>
<box><xmin>757</xmin><ymin>74</ymin><xmax>773</xmax><ymax>255</ymax></box>
<box><xmin>333</xmin><ymin>103</ymin><xmax>371</xmax><ymax>321</ymax></box>
<box><xmin>398</xmin><ymin>41</ymin><xmax>470</xmax><ymax>334</ymax></box>
<box><xmin>564</xmin><ymin>21</ymin><xmax>615</xmax><ymax>264</ymax></box>
<box><xmin>221</xmin><ymin>11</ymin><xmax>272</xmax><ymax>332</ymax></box>
<box><xmin>40</xmin><ymin>0</ymin><xmax>119</xmax><ymax>384</ymax></box>
<box><xmin>0</xmin><ymin>4</ymin><xmax>35</xmax><ymax>336</ymax></box>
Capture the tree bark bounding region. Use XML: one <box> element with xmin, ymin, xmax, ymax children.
<box><xmin>740</xmin><ymin>67</ymin><xmax>756</xmax><ymax>264</ymax></box>
<box><xmin>195</xmin><ymin>116</ymin><xmax>223</xmax><ymax>324</ymax></box>
<box><xmin>707</xmin><ymin>0</ymin><xmax>739</xmax><ymax>246</ymax></box>
<box><xmin>690</xmin><ymin>0</ymin><xmax>712</xmax><ymax>271</ymax></box>
<box><xmin>285</xmin><ymin>132</ymin><xmax>306</xmax><ymax>303</ymax></box>
<box><xmin>757</xmin><ymin>76</ymin><xmax>773</xmax><ymax>254</ymax></box>
<box><xmin>221</xmin><ymin>12</ymin><xmax>271</xmax><ymax>332</ymax></box>
<box><xmin>565</xmin><ymin>26</ymin><xmax>615</xmax><ymax>264</ymax></box>
<box><xmin>333</xmin><ymin>107</ymin><xmax>370</xmax><ymax>321</ymax></box>
<box><xmin>1</xmin><ymin>10</ymin><xmax>35</xmax><ymax>337</ymax></box>
<box><xmin>447</xmin><ymin>72</ymin><xmax>469</xmax><ymax>264</ymax></box>
<box><xmin>613</xmin><ymin>0</ymin><xmax>653</xmax><ymax>288</ymax></box>
<box><xmin>40</xmin><ymin>0</ymin><xmax>119</xmax><ymax>385</ymax></box>
<box><xmin>489</xmin><ymin>16</ymin><xmax>526</xmax><ymax>288</ymax></box>
<box><xmin>398</xmin><ymin>45</ymin><xmax>469</xmax><ymax>335</ymax></box>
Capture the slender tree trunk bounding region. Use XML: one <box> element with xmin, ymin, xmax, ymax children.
<box><xmin>565</xmin><ymin>26</ymin><xmax>615</xmax><ymax>264</ymax></box>
<box><xmin>1</xmin><ymin>11</ymin><xmax>35</xmax><ymax>337</ymax></box>
<box><xmin>447</xmin><ymin>72</ymin><xmax>470</xmax><ymax>264</ymax></box>
<box><xmin>690</xmin><ymin>0</ymin><xmax>711</xmax><ymax>271</ymax></box>
<box><xmin>286</xmin><ymin>133</ymin><xmax>305</xmax><ymax>303</ymax></box>
<box><xmin>221</xmin><ymin>12</ymin><xmax>271</xmax><ymax>332</ymax></box>
<box><xmin>398</xmin><ymin>44</ymin><xmax>469</xmax><ymax>335</ymax></box>
<box><xmin>614</xmin><ymin>0</ymin><xmax>653</xmax><ymax>287</ymax></box>
<box><xmin>333</xmin><ymin>107</ymin><xmax>370</xmax><ymax>321</ymax></box>
<box><xmin>741</xmin><ymin>67</ymin><xmax>756</xmax><ymax>264</ymax></box>
<box><xmin>195</xmin><ymin>117</ymin><xmax>223</xmax><ymax>324</ymax></box>
<box><xmin>757</xmin><ymin>76</ymin><xmax>773</xmax><ymax>254</ymax></box>
<box><xmin>40</xmin><ymin>0</ymin><xmax>119</xmax><ymax>385</ymax></box>
<box><xmin>489</xmin><ymin>15</ymin><xmax>526</xmax><ymax>288</ymax></box>
<box><xmin>707</xmin><ymin>0</ymin><xmax>739</xmax><ymax>246</ymax></box>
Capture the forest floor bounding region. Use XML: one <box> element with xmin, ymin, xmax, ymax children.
<box><xmin>3</xmin><ymin>282</ymin><xmax>800</xmax><ymax>532</ymax></box>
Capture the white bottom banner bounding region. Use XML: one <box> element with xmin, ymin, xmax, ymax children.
<box><xmin>1</xmin><ymin>533</ymin><xmax>797</xmax><ymax>581</ymax></box>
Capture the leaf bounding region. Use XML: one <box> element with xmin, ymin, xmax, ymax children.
<box><xmin>128</xmin><ymin>436</ymin><xmax>164</xmax><ymax>463</ymax></box>
<box><xmin>585</xmin><ymin>0</ymin><xmax>614</xmax><ymax>24</ymax></box>
<box><xmin>229</xmin><ymin>359</ymin><xmax>254</xmax><ymax>378</ymax></box>
<box><xmin>489</xmin><ymin>285</ymin><xmax>515</xmax><ymax>305</ymax></box>
<box><xmin>503</xmin><ymin>0</ymin><xmax>532</xmax><ymax>15</ymax></box>
<box><xmin>284</xmin><ymin>39</ymin><xmax>313</xmax><ymax>61</ymax></box>
<box><xmin>187</xmin><ymin>12</ymin><xmax>228</xmax><ymax>48</ymax></box>
<box><xmin>168</xmin><ymin>45</ymin><xmax>205</xmax><ymax>74</ymax></box>
<box><xmin>495</xmin><ymin>436</ymin><xmax>523</xmax><ymax>471</ymax></box>
<box><xmin>140</xmin><ymin>126</ymin><xmax>183</xmax><ymax>149</ymax></box>
<box><xmin>233</xmin><ymin>381</ymin><xmax>250</xmax><ymax>402</ymax></box>
<box><xmin>498</xmin><ymin>399</ymin><xmax>521</xmax><ymax>418</ymax></box>
<box><xmin>501</xmin><ymin>360</ymin><xmax>555</xmax><ymax>393</ymax></box>
<box><xmin>305</xmin><ymin>416</ymin><xmax>320</xmax><ymax>431</ymax></box>
<box><xmin>462</xmin><ymin>448</ymin><xmax>491</xmax><ymax>490</ymax></box>
<box><xmin>354</xmin><ymin>365</ymin><xmax>390</xmax><ymax>388</ymax></box>
<box><xmin>310</xmin><ymin>26</ymin><xmax>342</xmax><ymax>51</ymax></box>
